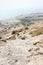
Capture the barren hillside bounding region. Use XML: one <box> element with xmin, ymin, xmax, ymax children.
<box><xmin>0</xmin><ymin>13</ymin><xmax>43</xmax><ymax>65</ymax></box>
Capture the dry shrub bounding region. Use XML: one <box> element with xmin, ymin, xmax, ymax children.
<box><xmin>29</xmin><ymin>27</ymin><xmax>43</xmax><ymax>36</ymax></box>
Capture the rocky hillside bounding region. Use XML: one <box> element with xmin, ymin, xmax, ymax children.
<box><xmin>0</xmin><ymin>13</ymin><xmax>43</xmax><ymax>65</ymax></box>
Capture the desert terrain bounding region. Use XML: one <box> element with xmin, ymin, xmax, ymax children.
<box><xmin>0</xmin><ymin>13</ymin><xmax>43</xmax><ymax>65</ymax></box>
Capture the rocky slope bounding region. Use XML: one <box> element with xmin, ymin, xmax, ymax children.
<box><xmin>0</xmin><ymin>13</ymin><xmax>43</xmax><ymax>65</ymax></box>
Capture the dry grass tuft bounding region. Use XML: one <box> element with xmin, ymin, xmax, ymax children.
<box><xmin>29</xmin><ymin>27</ymin><xmax>43</xmax><ymax>37</ymax></box>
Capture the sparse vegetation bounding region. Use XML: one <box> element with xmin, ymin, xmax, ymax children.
<box><xmin>21</xmin><ymin>20</ymin><xmax>34</xmax><ymax>26</ymax></box>
<box><xmin>29</xmin><ymin>27</ymin><xmax>43</xmax><ymax>36</ymax></box>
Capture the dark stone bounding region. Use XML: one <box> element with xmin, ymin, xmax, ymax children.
<box><xmin>0</xmin><ymin>37</ymin><xmax>2</xmax><ymax>39</ymax></box>
<box><xmin>15</xmin><ymin>60</ymin><xmax>18</xmax><ymax>62</ymax></box>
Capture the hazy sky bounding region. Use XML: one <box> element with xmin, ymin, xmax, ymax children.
<box><xmin>0</xmin><ymin>0</ymin><xmax>43</xmax><ymax>20</ymax></box>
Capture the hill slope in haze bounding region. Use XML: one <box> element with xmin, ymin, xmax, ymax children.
<box><xmin>0</xmin><ymin>13</ymin><xmax>43</xmax><ymax>65</ymax></box>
